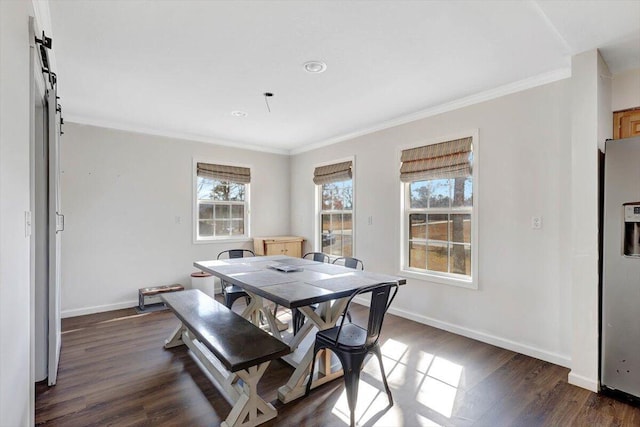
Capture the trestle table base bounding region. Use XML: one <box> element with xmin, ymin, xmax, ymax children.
<box><xmin>241</xmin><ymin>293</ymin><xmax>350</xmax><ymax>403</ymax></box>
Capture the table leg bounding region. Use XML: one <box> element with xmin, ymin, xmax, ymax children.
<box><xmin>261</xmin><ymin>301</ymin><xmax>289</xmax><ymax>332</ymax></box>
<box><xmin>240</xmin><ymin>292</ymin><xmax>288</xmax><ymax>333</ymax></box>
<box><xmin>240</xmin><ymin>294</ymin><xmax>263</xmax><ymax>325</ymax></box>
<box><xmin>164</xmin><ymin>323</ymin><xmax>186</xmax><ymax>348</ymax></box>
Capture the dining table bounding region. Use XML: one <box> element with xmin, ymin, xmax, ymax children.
<box><xmin>194</xmin><ymin>254</ymin><xmax>405</xmax><ymax>403</ymax></box>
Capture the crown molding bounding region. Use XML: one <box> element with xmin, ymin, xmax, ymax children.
<box><xmin>290</xmin><ymin>67</ymin><xmax>571</xmax><ymax>155</ymax></box>
<box><xmin>67</xmin><ymin>67</ymin><xmax>570</xmax><ymax>157</ymax></box>
<box><xmin>64</xmin><ymin>114</ymin><xmax>290</xmax><ymax>155</ymax></box>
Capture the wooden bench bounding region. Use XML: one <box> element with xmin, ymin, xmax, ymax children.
<box><xmin>161</xmin><ymin>289</ymin><xmax>291</xmax><ymax>427</ymax></box>
<box><xmin>138</xmin><ymin>284</ymin><xmax>184</xmax><ymax>310</ymax></box>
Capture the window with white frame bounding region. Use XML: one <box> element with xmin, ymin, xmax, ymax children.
<box><xmin>314</xmin><ymin>160</ymin><xmax>353</xmax><ymax>257</ymax></box>
<box><xmin>195</xmin><ymin>162</ymin><xmax>249</xmax><ymax>241</ymax></box>
<box><xmin>401</xmin><ymin>137</ymin><xmax>475</xmax><ymax>285</ymax></box>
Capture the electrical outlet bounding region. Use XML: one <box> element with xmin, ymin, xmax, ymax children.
<box><xmin>531</xmin><ymin>216</ymin><xmax>542</xmax><ymax>230</ymax></box>
<box><xmin>368</xmin><ymin>216</ymin><xmax>373</xmax><ymax>225</ymax></box>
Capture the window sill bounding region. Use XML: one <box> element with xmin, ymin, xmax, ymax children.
<box><xmin>193</xmin><ymin>237</ymin><xmax>253</xmax><ymax>245</ymax></box>
<box><xmin>398</xmin><ymin>269</ymin><xmax>477</xmax><ymax>290</ymax></box>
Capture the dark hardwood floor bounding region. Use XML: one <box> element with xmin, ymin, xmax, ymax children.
<box><xmin>36</xmin><ymin>301</ymin><xmax>640</xmax><ymax>426</ymax></box>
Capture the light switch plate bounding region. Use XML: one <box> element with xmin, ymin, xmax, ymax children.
<box><xmin>25</xmin><ymin>211</ymin><xmax>32</xmax><ymax>237</ymax></box>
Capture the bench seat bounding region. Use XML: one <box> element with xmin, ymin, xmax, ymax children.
<box><xmin>161</xmin><ymin>289</ymin><xmax>290</xmax><ymax>426</ymax></box>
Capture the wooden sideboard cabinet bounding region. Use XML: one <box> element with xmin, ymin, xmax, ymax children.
<box><xmin>253</xmin><ymin>236</ymin><xmax>305</xmax><ymax>258</ymax></box>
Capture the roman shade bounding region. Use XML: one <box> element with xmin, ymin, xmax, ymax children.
<box><xmin>313</xmin><ymin>160</ymin><xmax>352</xmax><ymax>185</ymax></box>
<box><xmin>400</xmin><ymin>137</ymin><xmax>472</xmax><ymax>182</ymax></box>
<box><xmin>197</xmin><ymin>162</ymin><xmax>251</xmax><ymax>184</ymax></box>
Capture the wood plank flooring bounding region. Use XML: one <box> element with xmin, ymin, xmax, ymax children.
<box><xmin>36</xmin><ymin>302</ymin><xmax>640</xmax><ymax>426</ymax></box>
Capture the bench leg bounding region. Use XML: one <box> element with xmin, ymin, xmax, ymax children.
<box><xmin>182</xmin><ymin>331</ymin><xmax>242</xmax><ymax>404</ymax></box>
<box><xmin>222</xmin><ymin>363</ymin><xmax>277</xmax><ymax>427</ymax></box>
<box><xmin>180</xmin><ymin>329</ymin><xmax>277</xmax><ymax>427</ymax></box>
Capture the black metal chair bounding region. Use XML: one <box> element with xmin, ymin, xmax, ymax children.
<box><xmin>217</xmin><ymin>249</ymin><xmax>255</xmax><ymax>309</ymax></box>
<box><xmin>332</xmin><ymin>256</ymin><xmax>364</xmax><ymax>270</ymax></box>
<box><xmin>291</xmin><ymin>252</ymin><xmax>331</xmax><ymax>334</ymax></box>
<box><xmin>305</xmin><ymin>282</ymin><xmax>399</xmax><ymax>427</ymax></box>
<box><xmin>330</xmin><ymin>256</ymin><xmax>364</xmax><ymax>324</ymax></box>
<box><xmin>303</xmin><ymin>252</ymin><xmax>330</xmax><ymax>263</ymax></box>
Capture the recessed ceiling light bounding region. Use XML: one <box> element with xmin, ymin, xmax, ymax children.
<box><xmin>231</xmin><ymin>110</ymin><xmax>247</xmax><ymax>117</ymax></box>
<box><xmin>303</xmin><ymin>61</ymin><xmax>327</xmax><ymax>73</ymax></box>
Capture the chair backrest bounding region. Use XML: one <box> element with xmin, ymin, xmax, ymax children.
<box><xmin>303</xmin><ymin>252</ymin><xmax>330</xmax><ymax>263</ymax></box>
<box><xmin>332</xmin><ymin>256</ymin><xmax>364</xmax><ymax>270</ymax></box>
<box><xmin>217</xmin><ymin>249</ymin><xmax>255</xmax><ymax>260</ymax></box>
<box><xmin>336</xmin><ymin>282</ymin><xmax>398</xmax><ymax>348</ymax></box>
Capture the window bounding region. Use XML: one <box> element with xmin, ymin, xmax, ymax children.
<box><xmin>314</xmin><ymin>160</ymin><xmax>354</xmax><ymax>257</ymax></box>
<box><xmin>401</xmin><ymin>136</ymin><xmax>476</xmax><ymax>287</ymax></box>
<box><xmin>195</xmin><ymin>162</ymin><xmax>249</xmax><ymax>241</ymax></box>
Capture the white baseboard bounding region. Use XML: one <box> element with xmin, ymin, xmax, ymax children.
<box><xmin>62</xmin><ymin>286</ymin><xmax>223</xmax><ymax>319</ymax></box>
<box><xmin>62</xmin><ymin>300</ymin><xmax>139</xmax><ymax>318</ymax></box>
<box><xmin>350</xmin><ymin>295</ymin><xmax>572</xmax><ymax>368</ymax></box>
<box><xmin>568</xmin><ymin>371</ymin><xmax>599</xmax><ymax>392</ymax></box>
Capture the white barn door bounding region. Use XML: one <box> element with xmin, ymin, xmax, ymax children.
<box><xmin>47</xmin><ymin>88</ymin><xmax>62</xmax><ymax>386</ymax></box>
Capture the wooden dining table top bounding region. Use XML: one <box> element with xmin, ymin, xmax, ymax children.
<box><xmin>194</xmin><ymin>255</ymin><xmax>406</xmax><ymax>308</ymax></box>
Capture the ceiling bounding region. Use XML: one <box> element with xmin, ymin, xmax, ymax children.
<box><xmin>48</xmin><ymin>0</ymin><xmax>640</xmax><ymax>154</ymax></box>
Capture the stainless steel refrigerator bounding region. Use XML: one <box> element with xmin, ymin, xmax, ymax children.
<box><xmin>601</xmin><ymin>135</ymin><xmax>640</xmax><ymax>399</ymax></box>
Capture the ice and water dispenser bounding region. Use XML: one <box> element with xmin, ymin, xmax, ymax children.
<box><xmin>623</xmin><ymin>202</ymin><xmax>640</xmax><ymax>257</ymax></box>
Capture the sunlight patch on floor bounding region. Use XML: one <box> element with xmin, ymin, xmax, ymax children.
<box><xmin>369</xmin><ymin>339</ymin><xmax>414</xmax><ymax>386</ymax></box>
<box><xmin>401</xmin><ymin>348</ymin><xmax>436</xmax><ymax>374</ymax></box>
<box><xmin>331</xmin><ymin>380</ymin><xmax>404</xmax><ymax>426</ymax></box>
<box><xmin>330</xmin><ymin>338</ymin><xmax>464</xmax><ymax>423</ymax></box>
<box><xmin>415</xmin><ymin>413</ymin><xmax>445</xmax><ymax>426</ymax></box>
<box><xmin>417</xmin><ymin>376</ymin><xmax>458</xmax><ymax>417</ymax></box>
<box><xmin>428</xmin><ymin>356</ymin><xmax>463</xmax><ymax>388</ymax></box>
<box><xmin>416</xmin><ymin>356</ymin><xmax>463</xmax><ymax>418</ymax></box>
<box><xmin>380</xmin><ymin>338</ymin><xmax>409</xmax><ymax>360</ymax></box>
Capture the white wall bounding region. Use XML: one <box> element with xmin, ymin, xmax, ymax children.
<box><xmin>291</xmin><ymin>79</ymin><xmax>573</xmax><ymax>366</ymax></box>
<box><xmin>612</xmin><ymin>68</ymin><xmax>640</xmax><ymax>111</ymax></box>
<box><xmin>568</xmin><ymin>50</ymin><xmax>610</xmax><ymax>392</ymax></box>
<box><xmin>598</xmin><ymin>54</ymin><xmax>613</xmax><ymax>151</ymax></box>
<box><xmin>60</xmin><ymin>123</ymin><xmax>291</xmax><ymax>316</ymax></box>
<box><xmin>0</xmin><ymin>1</ymin><xmax>33</xmax><ymax>425</ymax></box>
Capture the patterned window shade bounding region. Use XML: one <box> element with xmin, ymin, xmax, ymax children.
<box><xmin>197</xmin><ymin>162</ymin><xmax>251</xmax><ymax>183</ymax></box>
<box><xmin>400</xmin><ymin>137</ymin><xmax>472</xmax><ymax>182</ymax></box>
<box><xmin>313</xmin><ymin>160</ymin><xmax>353</xmax><ymax>185</ymax></box>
